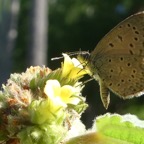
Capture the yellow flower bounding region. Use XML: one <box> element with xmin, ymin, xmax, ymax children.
<box><xmin>44</xmin><ymin>79</ymin><xmax>81</xmax><ymax>108</ymax></box>
<box><xmin>62</xmin><ymin>54</ymin><xmax>87</xmax><ymax>79</ymax></box>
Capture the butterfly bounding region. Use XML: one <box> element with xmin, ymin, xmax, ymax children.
<box><xmin>79</xmin><ymin>11</ymin><xmax>144</xmax><ymax>109</ymax></box>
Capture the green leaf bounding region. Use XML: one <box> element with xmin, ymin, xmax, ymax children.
<box><xmin>96</xmin><ymin>113</ymin><xmax>144</xmax><ymax>144</ymax></box>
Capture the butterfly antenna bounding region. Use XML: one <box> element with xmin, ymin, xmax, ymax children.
<box><xmin>66</xmin><ymin>50</ymin><xmax>90</xmax><ymax>57</ymax></box>
<box><xmin>51</xmin><ymin>56</ymin><xmax>64</xmax><ymax>61</ymax></box>
<box><xmin>51</xmin><ymin>50</ymin><xmax>90</xmax><ymax>61</ymax></box>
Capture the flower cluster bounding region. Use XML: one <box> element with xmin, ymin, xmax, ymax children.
<box><xmin>0</xmin><ymin>54</ymin><xmax>87</xmax><ymax>144</ymax></box>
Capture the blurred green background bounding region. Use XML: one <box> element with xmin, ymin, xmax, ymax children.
<box><xmin>1</xmin><ymin>0</ymin><xmax>144</xmax><ymax>128</ymax></box>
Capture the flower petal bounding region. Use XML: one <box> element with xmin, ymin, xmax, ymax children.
<box><xmin>72</xmin><ymin>58</ymin><xmax>83</xmax><ymax>69</ymax></box>
<box><xmin>62</xmin><ymin>54</ymin><xmax>74</xmax><ymax>77</ymax></box>
<box><xmin>60</xmin><ymin>85</ymin><xmax>80</xmax><ymax>105</ymax></box>
<box><xmin>62</xmin><ymin>53</ymin><xmax>87</xmax><ymax>79</ymax></box>
<box><xmin>44</xmin><ymin>80</ymin><xmax>61</xmax><ymax>99</ymax></box>
<box><xmin>60</xmin><ymin>85</ymin><xmax>74</xmax><ymax>103</ymax></box>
